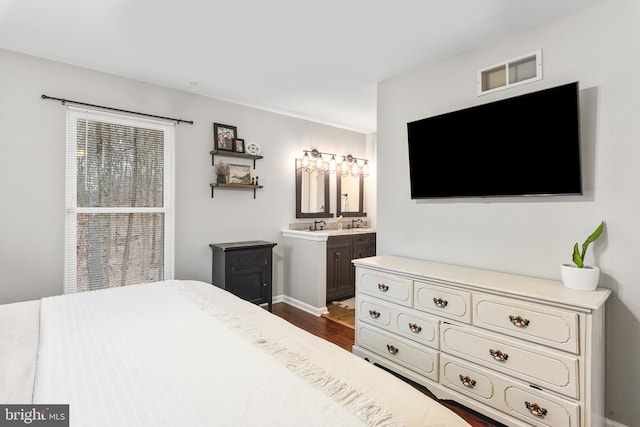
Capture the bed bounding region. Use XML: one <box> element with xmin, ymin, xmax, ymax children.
<box><xmin>1</xmin><ymin>280</ymin><xmax>470</xmax><ymax>426</ymax></box>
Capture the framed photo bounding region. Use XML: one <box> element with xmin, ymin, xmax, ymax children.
<box><xmin>234</xmin><ymin>138</ymin><xmax>245</xmax><ymax>153</ymax></box>
<box><xmin>228</xmin><ymin>163</ymin><xmax>252</xmax><ymax>184</ymax></box>
<box><xmin>213</xmin><ymin>123</ymin><xmax>237</xmax><ymax>151</ymax></box>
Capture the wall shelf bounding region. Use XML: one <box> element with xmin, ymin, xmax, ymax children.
<box><xmin>210</xmin><ymin>183</ymin><xmax>263</xmax><ymax>199</ymax></box>
<box><xmin>210</xmin><ymin>149</ymin><xmax>264</xmax><ymax>199</ymax></box>
<box><xmin>210</xmin><ymin>150</ymin><xmax>263</xmax><ymax>168</ymax></box>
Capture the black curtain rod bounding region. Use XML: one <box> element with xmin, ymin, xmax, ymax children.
<box><xmin>41</xmin><ymin>94</ymin><xmax>194</xmax><ymax>125</ymax></box>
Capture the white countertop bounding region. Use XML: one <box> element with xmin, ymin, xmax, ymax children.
<box><xmin>281</xmin><ymin>228</ymin><xmax>376</xmax><ymax>241</ymax></box>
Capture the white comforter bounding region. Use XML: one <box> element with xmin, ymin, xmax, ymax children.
<box><xmin>5</xmin><ymin>280</ymin><xmax>470</xmax><ymax>426</ymax></box>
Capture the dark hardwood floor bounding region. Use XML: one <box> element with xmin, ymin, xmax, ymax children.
<box><xmin>271</xmin><ymin>302</ymin><xmax>507</xmax><ymax>427</ymax></box>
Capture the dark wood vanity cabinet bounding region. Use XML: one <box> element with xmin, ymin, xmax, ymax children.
<box><xmin>326</xmin><ymin>233</ymin><xmax>375</xmax><ymax>302</ymax></box>
<box><xmin>210</xmin><ymin>241</ymin><xmax>277</xmax><ymax>311</ymax></box>
<box><xmin>353</xmin><ymin>232</ymin><xmax>376</xmax><ymax>259</ymax></box>
<box><xmin>326</xmin><ymin>236</ymin><xmax>353</xmax><ymax>302</ymax></box>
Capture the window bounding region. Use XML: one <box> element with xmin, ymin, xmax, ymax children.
<box><xmin>65</xmin><ymin>107</ymin><xmax>174</xmax><ymax>293</ymax></box>
<box><xmin>478</xmin><ymin>50</ymin><xmax>542</xmax><ymax>95</ymax></box>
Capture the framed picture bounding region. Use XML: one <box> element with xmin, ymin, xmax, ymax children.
<box><xmin>228</xmin><ymin>163</ymin><xmax>252</xmax><ymax>184</ymax></box>
<box><xmin>234</xmin><ymin>138</ymin><xmax>245</xmax><ymax>153</ymax></box>
<box><xmin>213</xmin><ymin>123</ymin><xmax>237</xmax><ymax>151</ymax></box>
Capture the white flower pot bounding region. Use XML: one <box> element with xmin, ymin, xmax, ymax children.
<box><xmin>560</xmin><ymin>264</ymin><xmax>600</xmax><ymax>291</ymax></box>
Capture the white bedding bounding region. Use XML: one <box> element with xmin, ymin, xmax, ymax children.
<box><xmin>0</xmin><ymin>299</ymin><xmax>39</xmax><ymax>403</ymax></box>
<box><xmin>3</xmin><ymin>280</ymin><xmax>470</xmax><ymax>426</ymax></box>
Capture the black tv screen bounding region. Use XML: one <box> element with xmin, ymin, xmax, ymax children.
<box><xmin>407</xmin><ymin>82</ymin><xmax>582</xmax><ymax>199</ymax></box>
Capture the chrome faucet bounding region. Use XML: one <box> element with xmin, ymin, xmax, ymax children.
<box><xmin>313</xmin><ymin>220</ymin><xmax>326</xmax><ymax>231</ymax></box>
<box><xmin>351</xmin><ymin>219</ymin><xmax>363</xmax><ymax>229</ymax></box>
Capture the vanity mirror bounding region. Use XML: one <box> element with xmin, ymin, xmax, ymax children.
<box><xmin>296</xmin><ymin>158</ymin><xmax>332</xmax><ymax>218</ymax></box>
<box><xmin>337</xmin><ymin>173</ymin><xmax>366</xmax><ymax>217</ymax></box>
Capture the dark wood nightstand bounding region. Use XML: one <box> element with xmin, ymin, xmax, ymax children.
<box><xmin>209</xmin><ymin>241</ymin><xmax>277</xmax><ymax>311</ymax></box>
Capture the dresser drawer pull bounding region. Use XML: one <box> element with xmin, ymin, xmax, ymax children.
<box><xmin>408</xmin><ymin>323</ymin><xmax>422</xmax><ymax>333</ymax></box>
<box><xmin>433</xmin><ymin>298</ymin><xmax>448</xmax><ymax>308</ymax></box>
<box><xmin>525</xmin><ymin>402</ymin><xmax>548</xmax><ymax>418</ymax></box>
<box><xmin>459</xmin><ymin>375</ymin><xmax>476</xmax><ymax>388</ymax></box>
<box><xmin>489</xmin><ymin>349</ymin><xmax>509</xmax><ymax>362</ymax></box>
<box><xmin>386</xmin><ymin>344</ymin><xmax>399</xmax><ymax>355</ymax></box>
<box><xmin>378</xmin><ymin>283</ymin><xmax>389</xmax><ymax>292</ymax></box>
<box><xmin>369</xmin><ymin>310</ymin><xmax>381</xmax><ymax>319</ymax></box>
<box><xmin>509</xmin><ymin>315</ymin><xmax>530</xmax><ymax>328</ymax></box>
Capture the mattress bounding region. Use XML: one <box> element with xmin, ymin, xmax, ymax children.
<box><xmin>1</xmin><ymin>280</ymin><xmax>469</xmax><ymax>426</ymax></box>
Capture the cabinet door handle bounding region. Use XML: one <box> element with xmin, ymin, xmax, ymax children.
<box><xmin>489</xmin><ymin>349</ymin><xmax>509</xmax><ymax>362</ymax></box>
<box><xmin>261</xmin><ymin>283</ymin><xmax>267</xmax><ymax>287</ymax></box>
<box><xmin>369</xmin><ymin>310</ymin><xmax>380</xmax><ymax>319</ymax></box>
<box><xmin>408</xmin><ymin>323</ymin><xmax>422</xmax><ymax>333</ymax></box>
<box><xmin>386</xmin><ymin>344</ymin><xmax>399</xmax><ymax>355</ymax></box>
<box><xmin>335</xmin><ymin>252</ymin><xmax>341</xmax><ymax>261</ymax></box>
<box><xmin>459</xmin><ymin>375</ymin><xmax>476</xmax><ymax>388</ymax></box>
<box><xmin>378</xmin><ymin>283</ymin><xmax>389</xmax><ymax>292</ymax></box>
<box><xmin>433</xmin><ymin>298</ymin><xmax>448</xmax><ymax>308</ymax></box>
<box><xmin>525</xmin><ymin>402</ymin><xmax>548</xmax><ymax>418</ymax></box>
<box><xmin>508</xmin><ymin>315</ymin><xmax>530</xmax><ymax>328</ymax></box>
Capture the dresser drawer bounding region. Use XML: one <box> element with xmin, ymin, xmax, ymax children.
<box><xmin>358</xmin><ymin>298</ymin><xmax>393</xmax><ymax>328</ymax></box>
<box><xmin>505</xmin><ymin>386</ymin><xmax>580</xmax><ymax>427</ymax></box>
<box><xmin>440</xmin><ymin>323</ymin><xmax>579</xmax><ymax>399</ymax></box>
<box><xmin>357</xmin><ymin>325</ymin><xmax>438</xmax><ymax>381</ymax></box>
<box><xmin>441</xmin><ymin>354</ymin><xmax>580</xmax><ymax>427</ymax></box>
<box><xmin>358</xmin><ymin>269</ymin><xmax>412</xmax><ymax>307</ymax></box>
<box><xmin>358</xmin><ymin>296</ymin><xmax>439</xmax><ymax>349</ymax></box>
<box><xmin>440</xmin><ymin>354</ymin><xmax>495</xmax><ymax>400</ymax></box>
<box><xmin>414</xmin><ymin>281</ymin><xmax>471</xmax><ymax>323</ymax></box>
<box><xmin>473</xmin><ymin>293</ymin><xmax>580</xmax><ymax>354</ymax></box>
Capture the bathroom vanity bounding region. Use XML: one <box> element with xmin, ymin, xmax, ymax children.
<box><xmin>281</xmin><ymin>228</ymin><xmax>375</xmax><ymax>315</ymax></box>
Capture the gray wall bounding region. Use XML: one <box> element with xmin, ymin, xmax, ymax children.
<box><xmin>376</xmin><ymin>1</ymin><xmax>639</xmax><ymax>425</ymax></box>
<box><xmin>0</xmin><ymin>48</ymin><xmax>367</xmax><ymax>304</ymax></box>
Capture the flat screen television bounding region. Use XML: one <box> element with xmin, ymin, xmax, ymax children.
<box><xmin>407</xmin><ymin>82</ymin><xmax>582</xmax><ymax>199</ymax></box>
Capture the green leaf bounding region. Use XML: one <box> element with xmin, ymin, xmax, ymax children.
<box><xmin>572</xmin><ymin>243</ymin><xmax>584</xmax><ymax>268</ymax></box>
<box><xmin>580</xmin><ymin>221</ymin><xmax>605</xmax><ymax>261</ymax></box>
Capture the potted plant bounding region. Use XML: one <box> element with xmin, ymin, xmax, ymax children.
<box><xmin>560</xmin><ymin>221</ymin><xmax>605</xmax><ymax>291</ymax></box>
<box><xmin>214</xmin><ymin>162</ymin><xmax>229</xmax><ymax>184</ymax></box>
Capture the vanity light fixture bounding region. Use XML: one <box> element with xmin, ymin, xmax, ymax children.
<box><xmin>301</xmin><ymin>149</ymin><xmax>336</xmax><ymax>174</ymax></box>
<box><xmin>340</xmin><ymin>154</ymin><xmax>370</xmax><ymax>178</ymax></box>
<box><xmin>300</xmin><ymin>149</ymin><xmax>369</xmax><ymax>177</ymax></box>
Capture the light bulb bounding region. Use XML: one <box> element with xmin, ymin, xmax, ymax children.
<box><xmin>351</xmin><ymin>161</ymin><xmax>359</xmax><ymax>176</ymax></box>
<box><xmin>329</xmin><ymin>155</ymin><xmax>336</xmax><ymax>173</ymax></box>
<box><xmin>341</xmin><ymin>157</ymin><xmax>348</xmax><ymax>175</ymax></box>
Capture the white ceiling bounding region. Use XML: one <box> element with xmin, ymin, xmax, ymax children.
<box><xmin>0</xmin><ymin>0</ymin><xmax>609</xmax><ymax>133</ymax></box>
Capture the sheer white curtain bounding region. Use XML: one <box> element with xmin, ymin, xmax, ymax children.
<box><xmin>65</xmin><ymin>107</ymin><xmax>175</xmax><ymax>293</ymax></box>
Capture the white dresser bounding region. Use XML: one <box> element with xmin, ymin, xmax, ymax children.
<box><xmin>352</xmin><ymin>256</ymin><xmax>611</xmax><ymax>427</ymax></box>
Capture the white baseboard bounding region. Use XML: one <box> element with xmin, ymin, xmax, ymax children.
<box><xmin>605</xmin><ymin>418</ymin><xmax>629</xmax><ymax>427</ymax></box>
<box><xmin>274</xmin><ymin>294</ymin><xmax>327</xmax><ymax>317</ymax></box>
